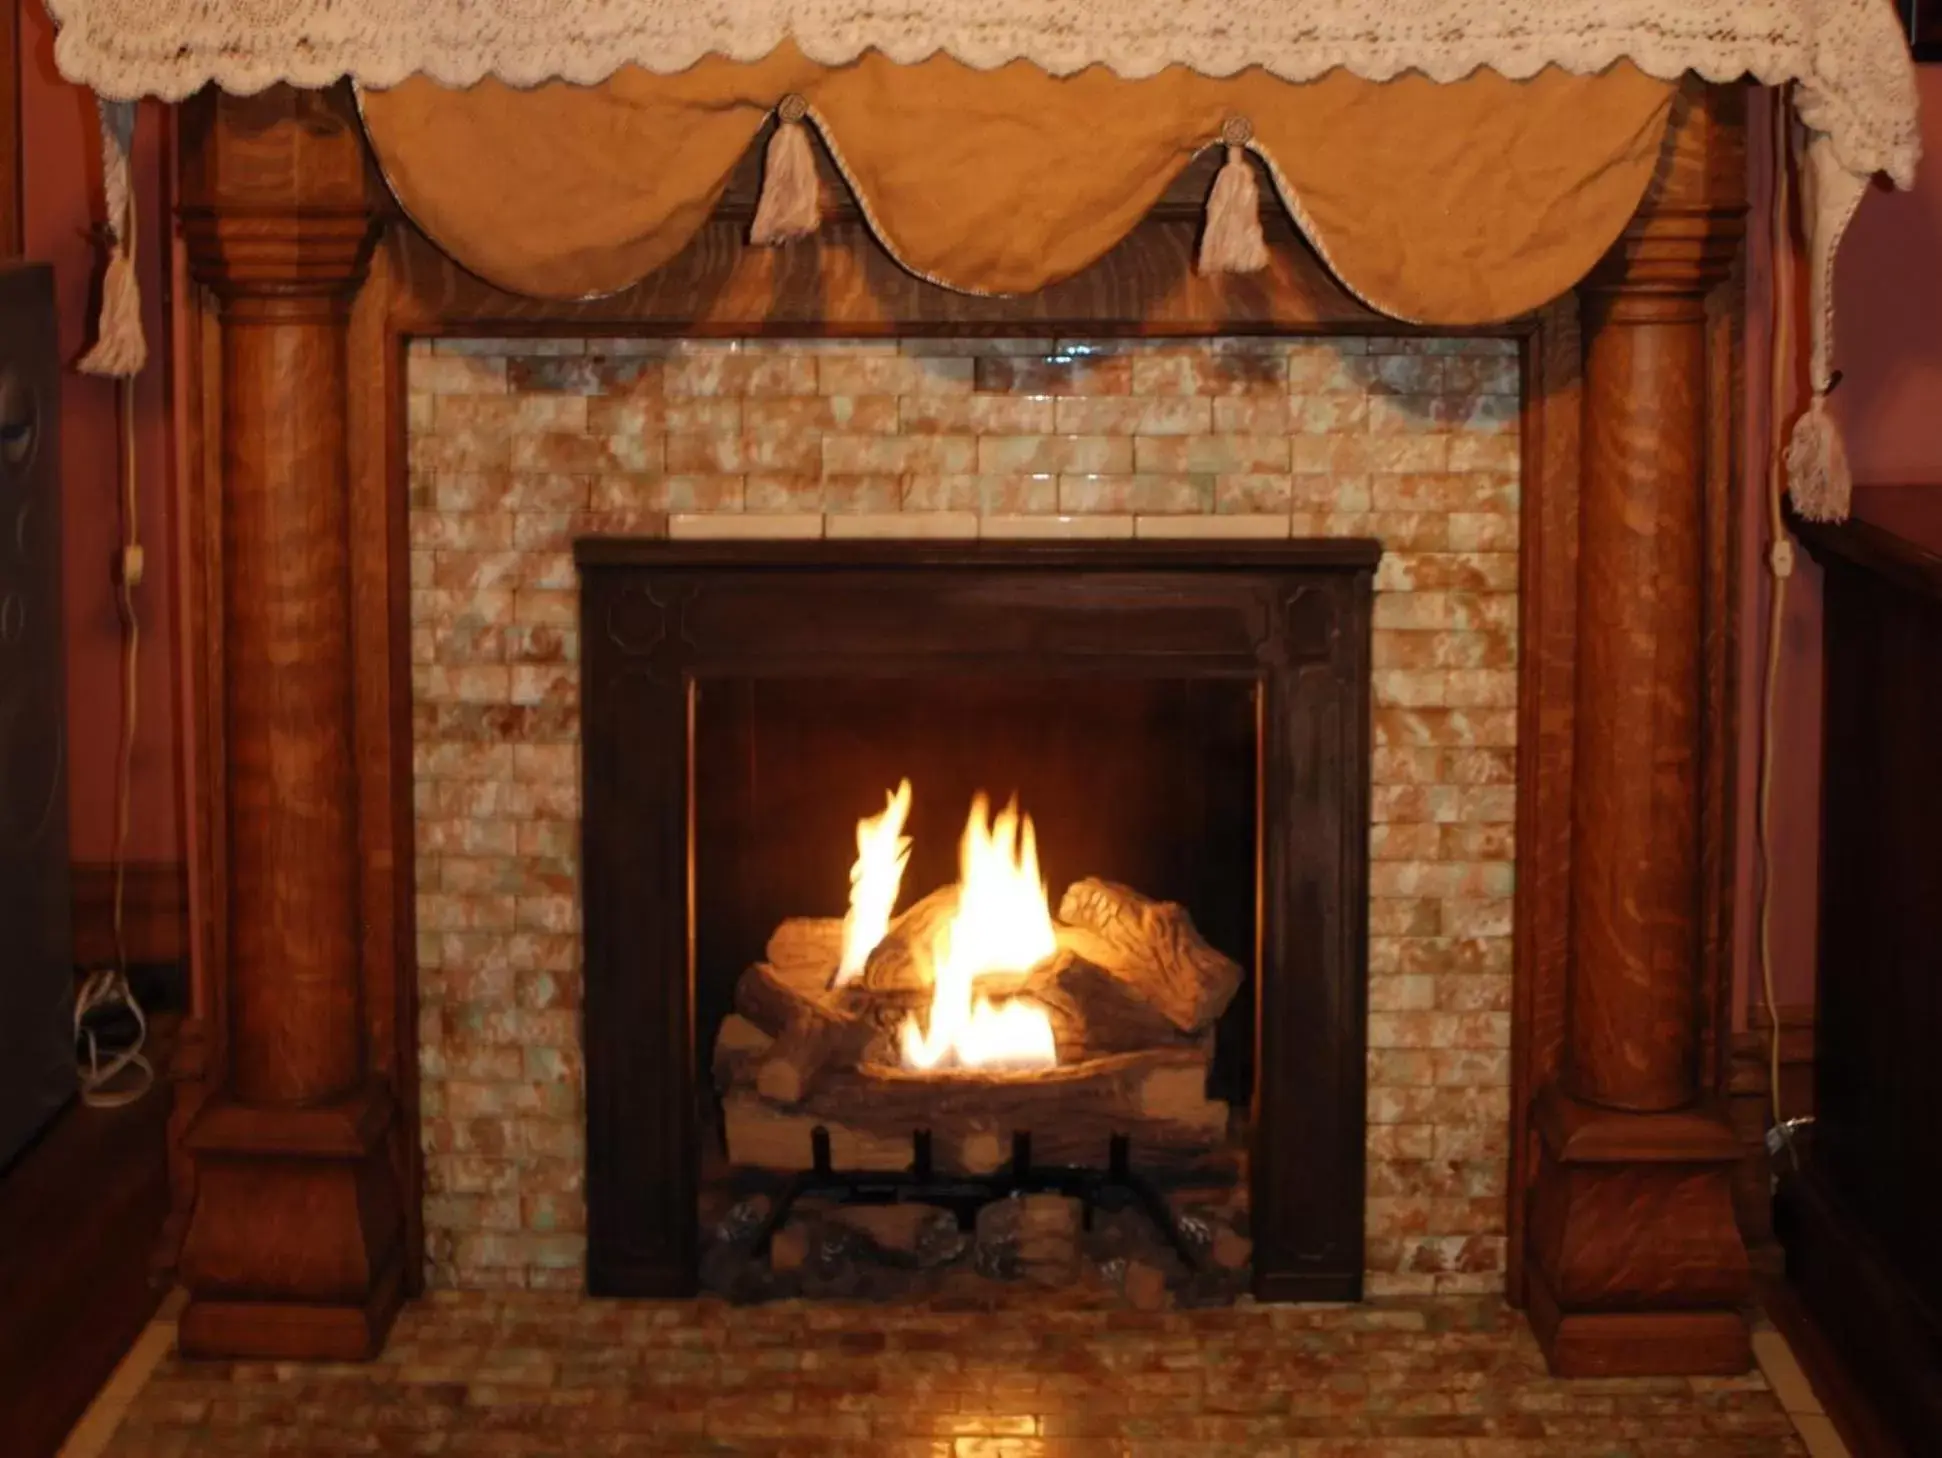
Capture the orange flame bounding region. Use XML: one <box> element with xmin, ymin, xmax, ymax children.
<box><xmin>834</xmin><ymin>778</ymin><xmax>913</xmax><ymax>986</ymax></box>
<box><xmin>898</xmin><ymin>793</ymin><xmax>1059</xmax><ymax>1072</ymax></box>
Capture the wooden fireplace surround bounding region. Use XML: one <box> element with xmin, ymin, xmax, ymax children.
<box><xmin>166</xmin><ymin>79</ymin><xmax>1750</xmax><ymax>1375</ymax></box>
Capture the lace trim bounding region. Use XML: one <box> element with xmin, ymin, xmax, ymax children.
<box><xmin>44</xmin><ymin>2</ymin><xmax>1922</xmax><ymax>186</ymax></box>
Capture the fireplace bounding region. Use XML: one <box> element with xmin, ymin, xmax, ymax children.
<box><xmin>576</xmin><ymin>541</ymin><xmax>1373</xmax><ymax>1300</ymax></box>
<box><xmin>166</xmin><ymin>84</ymin><xmax>1753</xmax><ymax>1374</ymax></box>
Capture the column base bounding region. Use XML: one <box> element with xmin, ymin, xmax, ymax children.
<box><xmin>1524</xmin><ymin>1083</ymin><xmax>1751</xmax><ymax>1377</ymax></box>
<box><xmin>177</xmin><ymin>1080</ymin><xmax>406</xmax><ymax>1360</ymax></box>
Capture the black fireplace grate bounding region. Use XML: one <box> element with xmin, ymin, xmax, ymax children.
<box><xmin>746</xmin><ymin>1127</ymin><xmax>1200</xmax><ymax>1270</ymax></box>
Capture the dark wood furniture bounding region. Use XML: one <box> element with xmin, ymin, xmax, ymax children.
<box><xmin>0</xmin><ymin>264</ymin><xmax>78</xmax><ymax>1171</ymax></box>
<box><xmin>166</xmin><ymin>80</ymin><xmax>1751</xmax><ymax>1373</ymax></box>
<box><xmin>576</xmin><ymin>540</ymin><xmax>1375</xmax><ymax>1301</ymax></box>
<box><xmin>0</xmin><ymin>1020</ymin><xmax>175</xmax><ymax>1458</ymax></box>
<box><xmin>1782</xmin><ymin>498</ymin><xmax>1942</xmax><ymax>1452</ymax></box>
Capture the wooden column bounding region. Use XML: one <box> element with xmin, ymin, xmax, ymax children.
<box><xmin>1525</xmin><ymin>86</ymin><xmax>1751</xmax><ymax>1377</ymax></box>
<box><xmin>173</xmin><ymin>85</ymin><xmax>405</xmax><ymax>1360</ymax></box>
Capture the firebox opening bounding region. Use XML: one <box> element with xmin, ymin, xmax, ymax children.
<box><xmin>692</xmin><ymin>674</ymin><xmax>1260</xmax><ymax>1298</ymax></box>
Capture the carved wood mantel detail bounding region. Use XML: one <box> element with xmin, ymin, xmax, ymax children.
<box><xmin>168</xmin><ymin>78</ymin><xmax>1752</xmax><ymax>1371</ymax></box>
<box><xmin>1525</xmin><ymin>87</ymin><xmax>1752</xmax><ymax>1377</ymax></box>
<box><xmin>173</xmin><ymin>86</ymin><xmax>406</xmax><ymax>1360</ymax></box>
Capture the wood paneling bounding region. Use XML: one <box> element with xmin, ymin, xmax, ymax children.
<box><xmin>70</xmin><ymin>860</ymin><xmax>189</xmax><ymax>970</ymax></box>
<box><xmin>0</xmin><ymin>1020</ymin><xmax>176</xmax><ymax>1458</ymax></box>
<box><xmin>0</xmin><ymin>0</ymin><xmax>17</xmax><ymax>259</ymax></box>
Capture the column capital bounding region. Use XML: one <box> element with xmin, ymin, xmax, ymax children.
<box><xmin>180</xmin><ymin>207</ymin><xmax>381</xmax><ymax>308</ymax></box>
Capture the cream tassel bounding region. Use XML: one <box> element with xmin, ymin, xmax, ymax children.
<box><xmin>750</xmin><ymin>95</ymin><xmax>821</xmax><ymax>246</ymax></box>
<box><xmin>1783</xmin><ymin>393</ymin><xmax>1851</xmax><ymax>523</ymax></box>
<box><xmin>1197</xmin><ymin>118</ymin><xmax>1269</xmax><ymax>277</ymax></box>
<box><xmin>78</xmin><ymin>97</ymin><xmax>147</xmax><ymax>379</ymax></box>
<box><xmin>1782</xmin><ymin>127</ymin><xmax>1869</xmax><ymax>522</ymax></box>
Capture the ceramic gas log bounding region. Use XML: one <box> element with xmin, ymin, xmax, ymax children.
<box><xmin>715</xmin><ymin>869</ymin><xmax>1244</xmax><ymax>1176</ymax></box>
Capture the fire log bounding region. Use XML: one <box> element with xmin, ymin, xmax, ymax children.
<box><xmin>721</xmin><ymin>1044</ymin><xmax>1226</xmax><ymax>1175</ymax></box>
<box><xmin>860</xmin><ymin>886</ymin><xmax>957</xmax><ymax>996</ymax></box>
<box><xmin>754</xmin><ymin>1000</ymin><xmax>878</xmax><ymax>1106</ymax></box>
<box><xmin>1055</xmin><ymin>878</ymin><xmax>1243</xmax><ymax>1035</ymax></box>
<box><xmin>734</xmin><ymin>960</ymin><xmax>830</xmax><ymax>1037</ymax></box>
<box><xmin>1021</xmin><ymin>942</ymin><xmax>1193</xmax><ymax>1060</ymax></box>
<box><xmin>765</xmin><ymin>917</ymin><xmax>842</xmax><ymax>995</ymax></box>
<box><xmin>711</xmin><ymin>1013</ymin><xmax>773</xmax><ymax>1092</ymax></box>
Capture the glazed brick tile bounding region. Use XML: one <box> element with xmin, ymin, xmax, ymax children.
<box><xmin>746</xmin><ymin>394</ymin><xmax>902</xmax><ymax>434</ymax></box>
<box><xmin>821</xmin><ymin>354</ymin><xmax>976</xmax><ymax>395</ymax></box>
<box><xmin>1051</xmin><ymin>395</ymin><xmax>1212</xmax><ymax>435</ymax></box>
<box><xmin>976</xmin><ymin>351</ymin><xmax>1133</xmax><ymax>396</ymax></box>
<box><xmin>822</xmin><ymin>433</ymin><xmax>979</xmax><ymax>475</ymax></box>
<box><xmin>409</xmin><ymin>336</ymin><xmax>1527</xmax><ymax>1292</ymax></box>
<box><xmin>1130</xmin><ymin>348</ymin><xmax>1286</xmax><ymax>396</ymax></box>
<box><xmin>663</xmin><ymin>351</ymin><xmax>818</xmax><ymax>397</ymax></box>
<box><xmin>901</xmin><ymin>394</ymin><xmax>1057</xmax><ymax>434</ymax></box>
<box><xmin>902</xmin><ymin>473</ymin><xmax>1058</xmax><ymax>514</ymax></box>
<box><xmin>98</xmin><ymin>1295</ymin><xmax>1805</xmax><ymax>1458</ymax></box>
<box><xmin>1058</xmin><ymin>473</ymin><xmax>1211</xmax><ymax>514</ymax></box>
<box><xmin>977</xmin><ymin>434</ymin><xmax>1133</xmax><ymax>475</ymax></box>
<box><xmin>1134</xmin><ymin>433</ymin><xmax>1288</xmax><ymax>475</ymax></box>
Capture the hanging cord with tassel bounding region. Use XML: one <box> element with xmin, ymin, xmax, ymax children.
<box><xmin>1782</xmin><ymin>100</ymin><xmax>1868</xmax><ymax>523</ymax></box>
<box><xmin>750</xmin><ymin>94</ymin><xmax>821</xmax><ymax>246</ymax></box>
<box><xmin>1758</xmin><ymin>89</ymin><xmax>1808</xmax><ymax>1173</ymax></box>
<box><xmin>72</xmin><ymin>96</ymin><xmax>153</xmax><ymax>1107</ymax></box>
<box><xmin>77</xmin><ymin>97</ymin><xmax>147</xmax><ymax>380</ymax></box>
<box><xmin>1197</xmin><ymin>117</ymin><xmax>1269</xmax><ymax>276</ymax></box>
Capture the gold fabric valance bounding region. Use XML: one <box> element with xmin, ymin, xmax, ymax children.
<box><xmin>360</xmin><ymin>53</ymin><xmax>1675</xmax><ymax>321</ymax></box>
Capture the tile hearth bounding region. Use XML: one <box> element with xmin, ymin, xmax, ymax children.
<box><xmin>90</xmin><ymin>1293</ymin><xmax>1810</xmax><ymax>1457</ymax></box>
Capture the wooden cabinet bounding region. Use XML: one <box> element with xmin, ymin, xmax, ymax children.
<box><xmin>1783</xmin><ymin>498</ymin><xmax>1942</xmax><ymax>1451</ymax></box>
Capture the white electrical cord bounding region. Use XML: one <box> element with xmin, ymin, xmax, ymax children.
<box><xmin>73</xmin><ymin>170</ymin><xmax>153</xmax><ymax>1110</ymax></box>
<box><xmin>1757</xmin><ymin>94</ymin><xmax>1801</xmax><ymax>1167</ymax></box>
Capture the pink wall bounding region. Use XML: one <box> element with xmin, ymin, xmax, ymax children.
<box><xmin>19</xmin><ymin>0</ymin><xmax>179</xmax><ymax>868</ymax></box>
<box><xmin>1734</xmin><ymin>68</ymin><xmax>1942</xmax><ymax>1026</ymax></box>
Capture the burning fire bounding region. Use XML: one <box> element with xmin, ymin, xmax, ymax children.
<box><xmin>835</xmin><ymin>782</ymin><xmax>1061</xmax><ymax>1071</ymax></box>
<box><xmin>896</xmin><ymin>793</ymin><xmax>1059</xmax><ymax>1073</ymax></box>
<box><xmin>834</xmin><ymin>778</ymin><xmax>913</xmax><ymax>986</ymax></box>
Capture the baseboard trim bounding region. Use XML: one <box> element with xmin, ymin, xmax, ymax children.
<box><xmin>71</xmin><ymin>860</ymin><xmax>188</xmax><ymax>974</ymax></box>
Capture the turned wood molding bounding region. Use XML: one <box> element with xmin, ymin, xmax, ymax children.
<box><xmin>168</xmin><ymin>76</ymin><xmax>1751</xmax><ymax>1370</ymax></box>
<box><xmin>172</xmin><ymin>83</ymin><xmax>406</xmax><ymax>1361</ymax></box>
<box><xmin>1523</xmin><ymin>83</ymin><xmax>1752</xmax><ymax>1378</ymax></box>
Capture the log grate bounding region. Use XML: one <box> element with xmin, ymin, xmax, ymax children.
<box><xmin>747</xmin><ymin>1127</ymin><xmax>1201</xmax><ymax>1270</ymax></box>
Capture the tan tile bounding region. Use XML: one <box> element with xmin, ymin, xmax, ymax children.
<box><xmin>823</xmin><ymin>433</ymin><xmax>977</xmax><ymax>474</ymax></box>
<box><xmin>899</xmin><ymin>394</ymin><xmax>1055</xmax><ymax>435</ymax></box>
<box><xmin>976</xmin><ymin>351</ymin><xmax>1132</xmax><ymax>396</ymax></box>
<box><xmin>902</xmin><ymin>472</ymin><xmax>1057</xmax><ymax>514</ymax></box>
<box><xmin>980</xmin><ymin>514</ymin><xmax>1135</xmax><ymax>540</ymax></box>
<box><xmin>1134</xmin><ymin>513</ymin><xmax>1289</xmax><ymax>539</ymax></box>
<box><xmin>1051</xmin><ymin>396</ymin><xmax>1212</xmax><ymax>435</ymax></box>
<box><xmin>1135</xmin><ymin>434</ymin><xmax>1289</xmax><ymax>474</ymax></box>
<box><xmin>1060</xmin><ymin>473</ymin><xmax>1210</xmax><ymax>514</ymax></box>
<box><xmin>977</xmin><ymin>434</ymin><xmax>1134</xmax><ymax>475</ymax></box>
<box><xmin>824</xmin><ymin>512</ymin><xmax>980</xmax><ymax>540</ymax></box>
<box><xmin>668</xmin><ymin>512</ymin><xmax>824</xmax><ymax>540</ymax></box>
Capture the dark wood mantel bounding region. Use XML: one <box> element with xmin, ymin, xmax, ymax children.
<box><xmin>167</xmin><ymin>78</ymin><xmax>1751</xmax><ymax>1374</ymax></box>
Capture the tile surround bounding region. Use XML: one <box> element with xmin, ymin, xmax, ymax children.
<box><xmin>408</xmin><ymin>335</ymin><xmax>1522</xmax><ymax>1293</ymax></box>
<box><xmin>91</xmin><ymin>1293</ymin><xmax>1818</xmax><ymax>1457</ymax></box>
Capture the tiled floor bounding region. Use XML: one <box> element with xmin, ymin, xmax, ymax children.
<box><xmin>64</xmin><ymin>1291</ymin><xmax>1839</xmax><ymax>1458</ymax></box>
